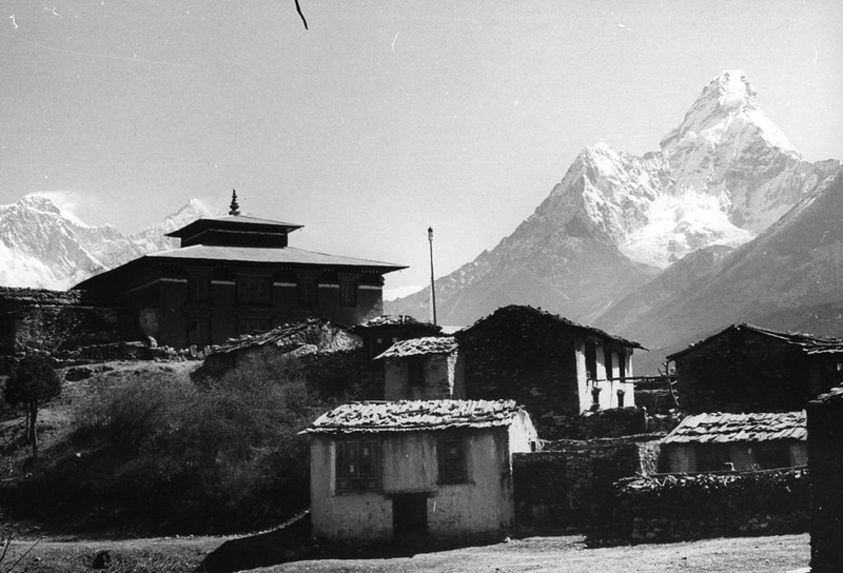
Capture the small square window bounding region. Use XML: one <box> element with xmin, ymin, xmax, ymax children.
<box><xmin>438</xmin><ymin>437</ymin><xmax>468</xmax><ymax>484</ymax></box>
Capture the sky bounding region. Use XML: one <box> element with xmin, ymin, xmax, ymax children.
<box><xmin>1</xmin><ymin>0</ymin><xmax>841</xmax><ymax>299</ymax></box>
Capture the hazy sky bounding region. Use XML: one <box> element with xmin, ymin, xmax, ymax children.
<box><xmin>1</xmin><ymin>0</ymin><xmax>841</xmax><ymax>298</ymax></box>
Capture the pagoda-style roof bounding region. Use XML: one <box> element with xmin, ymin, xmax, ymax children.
<box><xmin>165</xmin><ymin>214</ymin><xmax>303</xmax><ymax>238</ymax></box>
<box><xmin>166</xmin><ymin>214</ymin><xmax>304</xmax><ymax>248</ymax></box>
<box><xmin>146</xmin><ymin>244</ymin><xmax>405</xmax><ymax>270</ymax></box>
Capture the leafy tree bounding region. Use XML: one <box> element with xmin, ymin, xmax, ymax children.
<box><xmin>4</xmin><ymin>356</ymin><xmax>61</xmax><ymax>456</ymax></box>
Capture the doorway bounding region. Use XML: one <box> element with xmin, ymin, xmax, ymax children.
<box><xmin>392</xmin><ymin>493</ymin><xmax>429</xmax><ymax>545</ymax></box>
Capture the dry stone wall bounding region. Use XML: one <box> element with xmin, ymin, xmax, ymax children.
<box><xmin>513</xmin><ymin>434</ymin><xmax>662</xmax><ymax>534</ymax></box>
<box><xmin>606</xmin><ymin>468</ymin><xmax>809</xmax><ymax>544</ymax></box>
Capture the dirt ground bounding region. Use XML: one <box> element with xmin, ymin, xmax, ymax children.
<box><xmin>262</xmin><ymin>534</ymin><xmax>810</xmax><ymax>573</ymax></box>
<box><xmin>1</xmin><ymin>532</ymin><xmax>809</xmax><ymax>573</ymax></box>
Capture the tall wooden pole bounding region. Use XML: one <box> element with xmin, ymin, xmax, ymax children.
<box><xmin>428</xmin><ymin>226</ymin><xmax>437</xmax><ymax>326</ymax></box>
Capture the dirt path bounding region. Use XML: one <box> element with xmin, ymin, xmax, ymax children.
<box><xmin>259</xmin><ymin>534</ymin><xmax>810</xmax><ymax>573</ymax></box>
<box><xmin>2</xmin><ymin>533</ymin><xmax>809</xmax><ymax>572</ymax></box>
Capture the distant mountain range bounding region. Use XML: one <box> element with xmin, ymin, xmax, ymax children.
<box><xmin>3</xmin><ymin>70</ymin><xmax>842</xmax><ymax>370</ymax></box>
<box><xmin>0</xmin><ymin>196</ymin><xmax>219</xmax><ymax>289</ymax></box>
<box><xmin>388</xmin><ymin>70</ymin><xmax>842</xmax><ymax>362</ymax></box>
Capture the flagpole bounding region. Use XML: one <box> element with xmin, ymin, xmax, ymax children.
<box><xmin>428</xmin><ymin>227</ymin><xmax>437</xmax><ymax>326</ymax></box>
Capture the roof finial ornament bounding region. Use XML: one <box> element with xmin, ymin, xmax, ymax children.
<box><xmin>229</xmin><ymin>189</ymin><xmax>240</xmax><ymax>216</ymax></box>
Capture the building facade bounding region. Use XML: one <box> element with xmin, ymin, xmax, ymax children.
<box><xmin>454</xmin><ymin>305</ymin><xmax>642</xmax><ymax>419</ymax></box>
<box><xmin>376</xmin><ymin>336</ymin><xmax>464</xmax><ymax>401</ymax></box>
<box><xmin>807</xmin><ymin>385</ymin><xmax>843</xmax><ymax>572</ymax></box>
<box><xmin>660</xmin><ymin>411</ymin><xmax>807</xmax><ymax>473</ymax></box>
<box><xmin>73</xmin><ymin>196</ymin><xmax>406</xmax><ymax>348</ymax></box>
<box><xmin>303</xmin><ymin>399</ymin><xmax>537</xmax><ymax>545</ymax></box>
<box><xmin>667</xmin><ymin>324</ymin><xmax>843</xmax><ymax>413</ymax></box>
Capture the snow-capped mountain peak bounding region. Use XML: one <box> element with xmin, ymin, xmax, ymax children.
<box><xmin>661</xmin><ymin>70</ymin><xmax>797</xmax><ymax>159</ymax></box>
<box><xmin>0</xmin><ymin>196</ymin><xmax>221</xmax><ymax>289</ymax></box>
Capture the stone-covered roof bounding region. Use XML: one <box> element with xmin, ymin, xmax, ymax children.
<box><xmin>663</xmin><ymin>411</ymin><xmax>807</xmax><ymax>444</ymax></box>
<box><xmin>667</xmin><ymin>323</ymin><xmax>843</xmax><ymax>360</ymax></box>
<box><xmin>352</xmin><ymin>315</ymin><xmax>430</xmax><ymax>329</ymax></box>
<box><xmin>207</xmin><ymin>319</ymin><xmax>359</xmax><ymax>357</ymax></box>
<box><xmin>458</xmin><ymin>304</ymin><xmax>645</xmax><ymax>350</ymax></box>
<box><xmin>302</xmin><ymin>399</ymin><xmax>524</xmax><ymax>434</ymax></box>
<box><xmin>812</xmin><ymin>384</ymin><xmax>843</xmax><ymax>404</ymax></box>
<box><xmin>375</xmin><ymin>336</ymin><xmax>457</xmax><ymax>359</ymax></box>
<box><xmin>0</xmin><ymin>287</ymin><xmax>87</xmax><ymax>306</ymax></box>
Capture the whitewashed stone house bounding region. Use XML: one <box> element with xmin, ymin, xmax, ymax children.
<box><xmin>302</xmin><ymin>399</ymin><xmax>538</xmax><ymax>545</ymax></box>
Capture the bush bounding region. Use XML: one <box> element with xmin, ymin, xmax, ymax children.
<box><xmin>12</xmin><ymin>354</ymin><xmax>355</xmax><ymax>534</ymax></box>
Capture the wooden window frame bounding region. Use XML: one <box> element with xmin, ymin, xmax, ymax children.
<box><xmin>335</xmin><ymin>439</ymin><xmax>381</xmax><ymax>494</ymax></box>
<box><xmin>407</xmin><ymin>358</ymin><xmax>425</xmax><ymax>387</ymax></box>
<box><xmin>437</xmin><ymin>436</ymin><xmax>468</xmax><ymax>484</ymax></box>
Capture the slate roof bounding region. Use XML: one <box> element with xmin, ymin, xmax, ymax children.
<box><xmin>375</xmin><ymin>336</ymin><xmax>457</xmax><ymax>359</ymax></box>
<box><xmin>667</xmin><ymin>323</ymin><xmax>843</xmax><ymax>360</ymax></box>
<box><xmin>458</xmin><ymin>304</ymin><xmax>645</xmax><ymax>350</ymax></box>
<box><xmin>812</xmin><ymin>385</ymin><xmax>843</xmax><ymax>404</ymax></box>
<box><xmin>141</xmin><ymin>244</ymin><xmax>406</xmax><ymax>270</ymax></box>
<box><xmin>353</xmin><ymin>315</ymin><xmax>427</xmax><ymax>329</ymax></box>
<box><xmin>302</xmin><ymin>399</ymin><xmax>524</xmax><ymax>434</ymax></box>
<box><xmin>206</xmin><ymin>318</ymin><xmax>359</xmax><ymax>356</ymax></box>
<box><xmin>662</xmin><ymin>411</ymin><xmax>807</xmax><ymax>444</ymax></box>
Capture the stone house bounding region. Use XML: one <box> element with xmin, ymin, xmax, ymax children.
<box><xmin>667</xmin><ymin>324</ymin><xmax>843</xmax><ymax>413</ymax></box>
<box><xmin>807</xmin><ymin>385</ymin><xmax>843</xmax><ymax>572</ymax></box>
<box><xmin>660</xmin><ymin>411</ymin><xmax>807</xmax><ymax>473</ymax></box>
<box><xmin>454</xmin><ymin>305</ymin><xmax>643</xmax><ymax>419</ymax></box>
<box><xmin>350</xmin><ymin>315</ymin><xmax>442</xmax><ymax>363</ymax></box>
<box><xmin>73</xmin><ymin>194</ymin><xmax>406</xmax><ymax>348</ymax></box>
<box><xmin>0</xmin><ymin>287</ymin><xmax>119</xmax><ymax>354</ymax></box>
<box><xmin>302</xmin><ymin>399</ymin><xmax>538</xmax><ymax>545</ymax></box>
<box><xmin>375</xmin><ymin>336</ymin><xmax>463</xmax><ymax>400</ymax></box>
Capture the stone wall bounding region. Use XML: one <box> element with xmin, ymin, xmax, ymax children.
<box><xmin>673</xmin><ymin>330</ymin><xmax>810</xmax><ymax>413</ymax></box>
<box><xmin>606</xmin><ymin>468</ymin><xmax>809</xmax><ymax>544</ymax></box>
<box><xmin>513</xmin><ymin>434</ymin><xmax>662</xmax><ymax>534</ymax></box>
<box><xmin>2</xmin><ymin>304</ymin><xmax>119</xmax><ymax>355</ymax></box>
<box><xmin>807</xmin><ymin>388</ymin><xmax>843</xmax><ymax>572</ymax></box>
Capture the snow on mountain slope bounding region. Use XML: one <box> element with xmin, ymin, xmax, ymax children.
<box><xmin>0</xmin><ymin>195</ymin><xmax>221</xmax><ymax>289</ymax></box>
<box><xmin>389</xmin><ymin>70</ymin><xmax>835</xmax><ymax>325</ymax></box>
<box><xmin>597</xmin><ymin>167</ymin><xmax>843</xmax><ymax>350</ymax></box>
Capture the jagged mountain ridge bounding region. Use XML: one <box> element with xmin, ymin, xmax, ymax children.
<box><xmin>596</xmin><ymin>168</ymin><xmax>843</xmax><ymax>351</ymax></box>
<box><xmin>388</xmin><ymin>70</ymin><xmax>836</xmax><ymax>326</ymax></box>
<box><xmin>0</xmin><ymin>195</ymin><xmax>219</xmax><ymax>289</ymax></box>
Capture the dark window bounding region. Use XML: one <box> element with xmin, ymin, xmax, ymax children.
<box><xmin>604</xmin><ymin>346</ymin><xmax>613</xmax><ymax>380</ymax></box>
<box><xmin>696</xmin><ymin>445</ymin><xmax>732</xmax><ymax>472</ymax></box>
<box><xmin>340</xmin><ymin>280</ymin><xmax>357</xmax><ymax>307</ymax></box>
<box><xmin>187</xmin><ymin>276</ymin><xmax>209</xmax><ymax>301</ymax></box>
<box><xmin>237</xmin><ymin>276</ymin><xmax>271</xmax><ymax>304</ymax></box>
<box><xmin>336</xmin><ymin>439</ymin><xmax>380</xmax><ymax>493</ymax></box>
<box><xmin>298</xmin><ymin>278</ymin><xmax>317</xmax><ymax>306</ymax></box>
<box><xmin>585</xmin><ymin>342</ymin><xmax>597</xmax><ymax>381</ymax></box>
<box><xmin>438</xmin><ymin>437</ymin><xmax>468</xmax><ymax>484</ymax></box>
<box><xmin>408</xmin><ymin>358</ymin><xmax>425</xmax><ymax>387</ymax></box>
<box><xmin>754</xmin><ymin>443</ymin><xmax>792</xmax><ymax>469</ymax></box>
<box><xmin>618</xmin><ymin>350</ymin><xmax>626</xmax><ymax>380</ymax></box>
